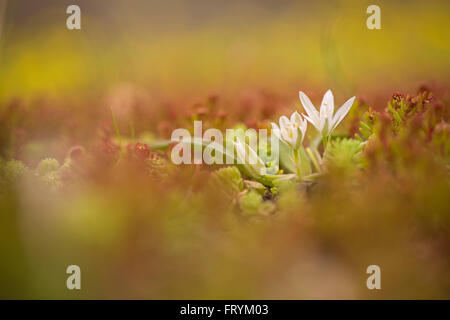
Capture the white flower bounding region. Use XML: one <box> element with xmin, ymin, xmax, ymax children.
<box><xmin>299</xmin><ymin>90</ymin><xmax>355</xmax><ymax>137</ymax></box>
<box><xmin>271</xmin><ymin>111</ymin><xmax>307</xmax><ymax>149</ymax></box>
<box><xmin>233</xmin><ymin>138</ymin><xmax>266</xmax><ymax>178</ymax></box>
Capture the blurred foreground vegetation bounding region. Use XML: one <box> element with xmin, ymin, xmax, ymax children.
<box><xmin>0</xmin><ymin>86</ymin><xmax>449</xmax><ymax>299</ymax></box>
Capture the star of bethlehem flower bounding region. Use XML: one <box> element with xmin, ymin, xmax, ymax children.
<box><xmin>271</xmin><ymin>111</ymin><xmax>307</xmax><ymax>150</ymax></box>
<box><xmin>299</xmin><ymin>90</ymin><xmax>355</xmax><ymax>137</ymax></box>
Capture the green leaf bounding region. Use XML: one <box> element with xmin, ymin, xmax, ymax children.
<box><xmin>297</xmin><ymin>147</ymin><xmax>312</xmax><ymax>178</ymax></box>
<box><xmin>278</xmin><ymin>138</ymin><xmax>296</xmax><ymax>173</ymax></box>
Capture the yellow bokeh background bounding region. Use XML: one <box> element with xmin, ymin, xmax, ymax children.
<box><xmin>1</xmin><ymin>0</ymin><xmax>449</xmax><ymax>102</ymax></box>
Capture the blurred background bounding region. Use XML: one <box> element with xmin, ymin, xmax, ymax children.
<box><xmin>0</xmin><ymin>0</ymin><xmax>449</xmax><ymax>299</ymax></box>
<box><xmin>1</xmin><ymin>0</ymin><xmax>449</xmax><ymax>102</ymax></box>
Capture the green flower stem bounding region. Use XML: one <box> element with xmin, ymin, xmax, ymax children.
<box><xmin>306</xmin><ymin>147</ymin><xmax>321</xmax><ymax>173</ymax></box>
<box><xmin>322</xmin><ymin>134</ymin><xmax>331</xmax><ymax>154</ymax></box>
<box><xmin>293</xmin><ymin>148</ymin><xmax>302</xmax><ymax>179</ymax></box>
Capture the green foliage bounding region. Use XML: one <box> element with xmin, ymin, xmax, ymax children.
<box><xmin>36</xmin><ymin>158</ymin><xmax>60</xmax><ymax>176</ymax></box>
<box><xmin>33</xmin><ymin>158</ymin><xmax>64</xmax><ymax>190</ymax></box>
<box><xmin>432</xmin><ymin>121</ymin><xmax>450</xmax><ymax>163</ymax></box>
<box><xmin>0</xmin><ymin>88</ymin><xmax>449</xmax><ymax>298</ymax></box>
<box><xmin>238</xmin><ymin>189</ymin><xmax>275</xmax><ymax>216</ymax></box>
<box><xmin>326</xmin><ymin>138</ymin><xmax>364</xmax><ymax>170</ymax></box>
<box><xmin>239</xmin><ymin>189</ymin><xmax>261</xmax><ymax>212</ymax></box>
<box><xmin>1</xmin><ymin>159</ymin><xmax>30</xmax><ymax>187</ymax></box>
<box><xmin>275</xmin><ymin>180</ymin><xmax>305</xmax><ymax>212</ymax></box>
<box><xmin>243</xmin><ymin>179</ymin><xmax>267</xmax><ymax>195</ymax></box>
<box><xmin>387</xmin><ymin>91</ymin><xmax>433</xmax><ymax>130</ymax></box>
<box><xmin>209</xmin><ymin>166</ymin><xmax>244</xmax><ymax>199</ymax></box>
<box><xmin>40</xmin><ymin>171</ymin><xmax>63</xmax><ymax>190</ymax></box>
<box><xmin>356</xmin><ymin>107</ymin><xmax>377</xmax><ymax>141</ymax></box>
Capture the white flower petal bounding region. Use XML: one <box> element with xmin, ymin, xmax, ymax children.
<box><xmin>299</xmin><ymin>91</ymin><xmax>320</xmax><ymax>126</ymax></box>
<box><xmin>302</xmin><ymin>113</ymin><xmax>320</xmax><ymax>131</ymax></box>
<box><xmin>290</xmin><ymin>111</ymin><xmax>302</xmax><ymax>126</ymax></box>
<box><xmin>233</xmin><ymin>139</ymin><xmax>246</xmax><ymax>164</ymax></box>
<box><xmin>289</xmin><ymin>127</ymin><xmax>298</xmax><ymax>148</ymax></box>
<box><xmin>280</xmin><ymin>127</ymin><xmax>293</xmax><ymax>147</ymax></box>
<box><xmin>279</xmin><ymin>115</ymin><xmax>290</xmax><ymax>130</ymax></box>
<box><xmin>331</xmin><ymin>96</ymin><xmax>355</xmax><ymax>131</ymax></box>
<box><xmin>299</xmin><ymin>119</ymin><xmax>307</xmax><ymax>140</ymax></box>
<box><xmin>320</xmin><ymin>89</ymin><xmax>334</xmax><ymax>122</ymax></box>
<box><xmin>318</xmin><ymin>115</ymin><xmax>326</xmax><ymax>132</ymax></box>
<box><xmin>271</xmin><ymin>122</ymin><xmax>281</xmax><ymax>140</ymax></box>
<box><xmin>294</xmin><ymin>120</ymin><xmax>307</xmax><ymax>148</ymax></box>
